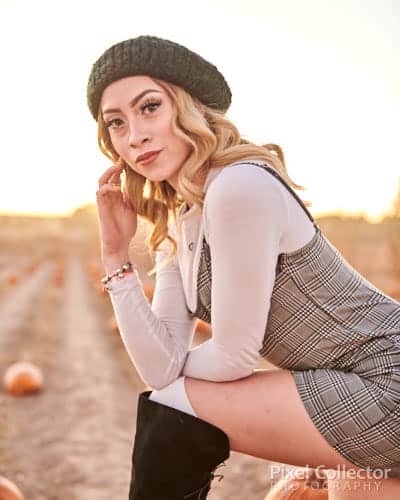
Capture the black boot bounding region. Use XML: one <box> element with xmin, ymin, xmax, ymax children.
<box><xmin>128</xmin><ymin>390</ymin><xmax>230</xmax><ymax>499</ymax></box>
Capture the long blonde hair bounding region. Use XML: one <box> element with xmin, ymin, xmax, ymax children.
<box><xmin>97</xmin><ymin>77</ymin><xmax>307</xmax><ymax>276</ymax></box>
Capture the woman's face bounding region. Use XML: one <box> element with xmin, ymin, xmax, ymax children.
<box><xmin>100</xmin><ymin>75</ymin><xmax>191</xmax><ymax>190</ymax></box>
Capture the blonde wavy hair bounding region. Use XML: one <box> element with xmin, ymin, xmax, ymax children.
<box><xmin>97</xmin><ymin>77</ymin><xmax>308</xmax><ymax>277</ymax></box>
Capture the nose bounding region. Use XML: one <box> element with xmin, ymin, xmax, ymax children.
<box><xmin>128</xmin><ymin>121</ymin><xmax>150</xmax><ymax>148</ymax></box>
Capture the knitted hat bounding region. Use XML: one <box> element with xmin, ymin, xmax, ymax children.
<box><xmin>86</xmin><ymin>35</ymin><xmax>232</xmax><ymax>120</ymax></box>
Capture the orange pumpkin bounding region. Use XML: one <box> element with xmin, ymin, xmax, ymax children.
<box><xmin>195</xmin><ymin>319</ymin><xmax>211</xmax><ymax>336</ymax></box>
<box><xmin>3</xmin><ymin>362</ymin><xmax>43</xmax><ymax>396</ymax></box>
<box><xmin>0</xmin><ymin>476</ymin><xmax>24</xmax><ymax>500</ymax></box>
<box><xmin>264</xmin><ymin>468</ymin><xmax>328</xmax><ymax>500</ymax></box>
<box><xmin>143</xmin><ymin>283</ymin><xmax>155</xmax><ymax>301</ymax></box>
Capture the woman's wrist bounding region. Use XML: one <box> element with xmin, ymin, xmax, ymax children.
<box><xmin>100</xmin><ymin>258</ymin><xmax>136</xmax><ymax>292</ymax></box>
<box><xmin>102</xmin><ymin>254</ymin><xmax>131</xmax><ymax>274</ymax></box>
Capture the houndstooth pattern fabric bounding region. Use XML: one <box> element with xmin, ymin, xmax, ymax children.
<box><xmin>188</xmin><ymin>161</ymin><xmax>400</xmax><ymax>477</ymax></box>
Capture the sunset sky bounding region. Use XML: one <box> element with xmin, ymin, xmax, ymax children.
<box><xmin>0</xmin><ymin>0</ymin><xmax>398</xmax><ymax>221</ymax></box>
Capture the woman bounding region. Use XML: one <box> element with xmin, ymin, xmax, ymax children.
<box><xmin>87</xmin><ymin>35</ymin><xmax>400</xmax><ymax>499</ymax></box>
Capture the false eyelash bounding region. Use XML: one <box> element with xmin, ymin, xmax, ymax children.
<box><xmin>105</xmin><ymin>98</ymin><xmax>162</xmax><ymax>128</ymax></box>
<box><xmin>105</xmin><ymin>118</ymin><xmax>121</xmax><ymax>128</ymax></box>
<box><xmin>140</xmin><ymin>98</ymin><xmax>161</xmax><ymax>112</ymax></box>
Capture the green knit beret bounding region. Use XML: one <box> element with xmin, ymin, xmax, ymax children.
<box><xmin>86</xmin><ymin>35</ymin><xmax>232</xmax><ymax>120</ymax></box>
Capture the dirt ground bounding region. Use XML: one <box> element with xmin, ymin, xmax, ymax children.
<box><xmin>0</xmin><ymin>213</ymin><xmax>399</xmax><ymax>499</ymax></box>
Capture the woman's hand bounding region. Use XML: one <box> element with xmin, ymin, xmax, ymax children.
<box><xmin>96</xmin><ymin>158</ymin><xmax>138</xmax><ymax>263</ymax></box>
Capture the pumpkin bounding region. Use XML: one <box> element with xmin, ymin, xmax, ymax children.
<box><xmin>264</xmin><ymin>468</ymin><xmax>328</xmax><ymax>500</ymax></box>
<box><xmin>3</xmin><ymin>362</ymin><xmax>43</xmax><ymax>396</ymax></box>
<box><xmin>142</xmin><ymin>283</ymin><xmax>154</xmax><ymax>301</ymax></box>
<box><xmin>195</xmin><ymin>319</ymin><xmax>211</xmax><ymax>336</ymax></box>
<box><xmin>0</xmin><ymin>476</ymin><xmax>24</xmax><ymax>500</ymax></box>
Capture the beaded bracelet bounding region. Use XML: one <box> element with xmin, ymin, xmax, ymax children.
<box><xmin>101</xmin><ymin>261</ymin><xmax>135</xmax><ymax>291</ymax></box>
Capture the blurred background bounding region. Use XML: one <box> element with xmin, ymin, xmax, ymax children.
<box><xmin>0</xmin><ymin>0</ymin><xmax>399</xmax><ymax>219</ymax></box>
<box><xmin>0</xmin><ymin>1</ymin><xmax>399</xmax><ymax>499</ymax></box>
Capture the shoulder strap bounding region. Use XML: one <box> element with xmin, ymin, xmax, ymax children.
<box><xmin>238</xmin><ymin>161</ymin><xmax>318</xmax><ymax>230</ymax></box>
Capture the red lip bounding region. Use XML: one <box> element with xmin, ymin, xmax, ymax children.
<box><xmin>136</xmin><ymin>150</ymin><xmax>162</xmax><ymax>163</ymax></box>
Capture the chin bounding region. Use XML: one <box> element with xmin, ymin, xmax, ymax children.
<box><xmin>142</xmin><ymin>172</ymin><xmax>171</xmax><ymax>183</ymax></box>
<box><xmin>145</xmin><ymin>166</ymin><xmax>181</xmax><ymax>183</ymax></box>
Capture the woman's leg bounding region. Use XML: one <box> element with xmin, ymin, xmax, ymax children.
<box><xmin>183</xmin><ymin>368</ymin><xmax>400</xmax><ymax>499</ymax></box>
<box><xmin>129</xmin><ymin>387</ymin><xmax>230</xmax><ymax>499</ymax></box>
<box><xmin>149</xmin><ymin>376</ymin><xmax>197</xmax><ymax>416</ymax></box>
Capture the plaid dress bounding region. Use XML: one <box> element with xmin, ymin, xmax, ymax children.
<box><xmin>188</xmin><ymin>161</ymin><xmax>400</xmax><ymax>478</ymax></box>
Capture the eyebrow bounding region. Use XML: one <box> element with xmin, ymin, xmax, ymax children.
<box><xmin>102</xmin><ymin>89</ymin><xmax>162</xmax><ymax>116</ymax></box>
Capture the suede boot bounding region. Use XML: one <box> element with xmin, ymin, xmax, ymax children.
<box><xmin>128</xmin><ymin>390</ymin><xmax>230</xmax><ymax>499</ymax></box>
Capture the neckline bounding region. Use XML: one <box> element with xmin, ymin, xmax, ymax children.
<box><xmin>179</xmin><ymin>201</ymin><xmax>200</xmax><ymax>220</ymax></box>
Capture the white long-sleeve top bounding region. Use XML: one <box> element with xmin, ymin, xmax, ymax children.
<box><xmin>106</xmin><ymin>161</ymin><xmax>316</xmax><ymax>390</ymax></box>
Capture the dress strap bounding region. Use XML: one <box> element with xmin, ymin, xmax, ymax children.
<box><xmin>238</xmin><ymin>161</ymin><xmax>319</xmax><ymax>230</ymax></box>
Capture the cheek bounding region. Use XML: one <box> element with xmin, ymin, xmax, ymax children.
<box><xmin>165</xmin><ymin>127</ymin><xmax>190</xmax><ymax>155</ymax></box>
<box><xmin>177</xmin><ymin>138</ymin><xmax>192</xmax><ymax>157</ymax></box>
<box><xmin>109</xmin><ymin>134</ymin><xmax>126</xmax><ymax>154</ymax></box>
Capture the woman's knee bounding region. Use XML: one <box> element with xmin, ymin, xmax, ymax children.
<box><xmin>148</xmin><ymin>376</ymin><xmax>198</xmax><ymax>417</ymax></box>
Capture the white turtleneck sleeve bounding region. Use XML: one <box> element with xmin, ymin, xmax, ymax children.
<box><xmin>181</xmin><ymin>164</ymin><xmax>288</xmax><ymax>380</ymax></box>
<box><xmin>106</xmin><ymin>228</ymin><xmax>197</xmax><ymax>390</ymax></box>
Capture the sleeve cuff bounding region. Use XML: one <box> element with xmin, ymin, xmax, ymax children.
<box><xmin>105</xmin><ymin>269</ymin><xmax>143</xmax><ymax>294</ymax></box>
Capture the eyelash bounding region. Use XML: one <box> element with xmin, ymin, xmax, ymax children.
<box><xmin>141</xmin><ymin>98</ymin><xmax>162</xmax><ymax>113</ymax></box>
<box><xmin>105</xmin><ymin>98</ymin><xmax>162</xmax><ymax>128</ymax></box>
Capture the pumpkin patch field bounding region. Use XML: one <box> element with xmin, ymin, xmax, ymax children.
<box><xmin>0</xmin><ymin>210</ymin><xmax>399</xmax><ymax>499</ymax></box>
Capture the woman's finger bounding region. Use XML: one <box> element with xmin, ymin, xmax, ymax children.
<box><xmin>98</xmin><ymin>160</ymin><xmax>124</xmax><ymax>188</ymax></box>
<box><xmin>96</xmin><ymin>183</ymin><xmax>122</xmax><ymax>199</ymax></box>
<box><xmin>107</xmin><ymin>159</ymin><xmax>125</xmax><ymax>185</ymax></box>
<box><xmin>96</xmin><ymin>185</ymin><xmax>122</xmax><ymax>230</ymax></box>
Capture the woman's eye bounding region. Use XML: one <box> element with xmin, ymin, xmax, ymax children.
<box><xmin>105</xmin><ymin>98</ymin><xmax>161</xmax><ymax>129</ymax></box>
<box><xmin>140</xmin><ymin>98</ymin><xmax>161</xmax><ymax>114</ymax></box>
<box><xmin>106</xmin><ymin>118</ymin><xmax>123</xmax><ymax>129</ymax></box>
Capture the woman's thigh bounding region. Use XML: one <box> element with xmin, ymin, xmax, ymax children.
<box><xmin>184</xmin><ymin>368</ymin><xmax>382</xmax><ymax>472</ymax></box>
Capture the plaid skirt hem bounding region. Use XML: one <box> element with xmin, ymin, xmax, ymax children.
<box><xmin>291</xmin><ymin>368</ymin><xmax>400</xmax><ymax>479</ymax></box>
